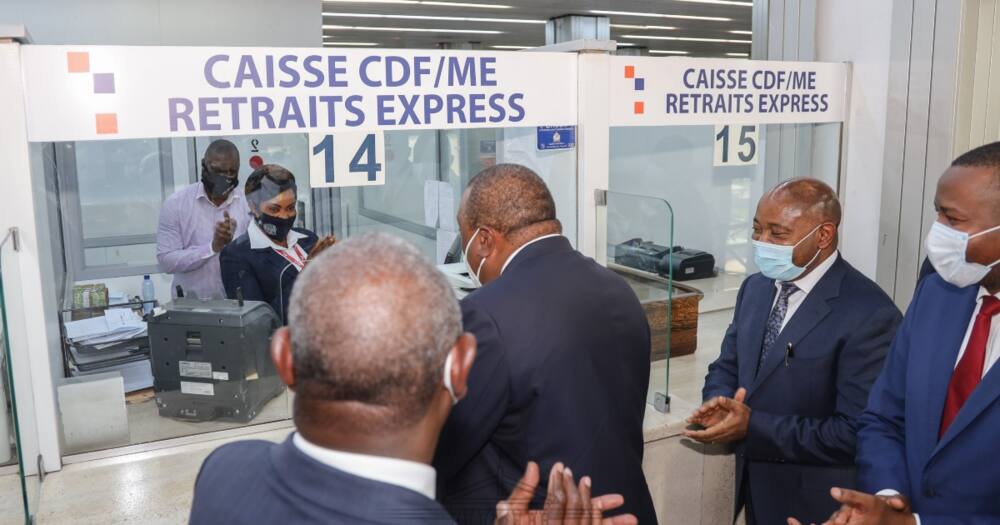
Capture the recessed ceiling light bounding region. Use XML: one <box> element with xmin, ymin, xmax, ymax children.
<box><xmin>726</xmin><ymin>52</ymin><xmax>750</xmax><ymax>57</ymax></box>
<box><xmin>616</xmin><ymin>42</ymin><xmax>637</xmax><ymax>46</ymax></box>
<box><xmin>674</xmin><ymin>0</ymin><xmax>753</xmax><ymax>6</ymax></box>
<box><xmin>322</xmin><ymin>42</ymin><xmax>380</xmax><ymax>46</ymax></box>
<box><xmin>323</xmin><ymin>0</ymin><xmax>511</xmax><ymax>8</ymax></box>
<box><xmin>610</xmin><ymin>24</ymin><xmax>678</xmax><ymax>30</ymax></box>
<box><xmin>649</xmin><ymin>50</ymin><xmax>690</xmax><ymax>55</ymax></box>
<box><xmin>323</xmin><ymin>24</ymin><xmax>503</xmax><ymax>34</ymax></box>
<box><xmin>621</xmin><ymin>34</ymin><xmax>752</xmax><ymax>43</ymax></box>
<box><xmin>591</xmin><ymin>9</ymin><xmax>731</xmax><ymax>22</ymax></box>
<box><xmin>728</xmin><ymin>30</ymin><xmax>753</xmax><ymax>35</ymax></box>
<box><xmin>324</xmin><ymin>12</ymin><xmax>544</xmax><ymax>24</ymax></box>
<box><xmin>491</xmin><ymin>45</ymin><xmax>534</xmax><ymax>50</ymax></box>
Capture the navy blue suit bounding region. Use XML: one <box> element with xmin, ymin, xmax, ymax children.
<box><xmin>220</xmin><ymin>228</ymin><xmax>318</xmax><ymax>323</ymax></box>
<box><xmin>703</xmin><ymin>256</ymin><xmax>901</xmax><ymax>525</ymax></box>
<box><xmin>433</xmin><ymin>236</ymin><xmax>656</xmax><ymax>524</ymax></box>
<box><xmin>189</xmin><ymin>437</ymin><xmax>454</xmax><ymax>524</ymax></box>
<box><xmin>858</xmin><ymin>275</ymin><xmax>1000</xmax><ymax>523</ymax></box>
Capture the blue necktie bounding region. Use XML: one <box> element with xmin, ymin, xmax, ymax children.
<box><xmin>757</xmin><ymin>282</ymin><xmax>799</xmax><ymax>376</ymax></box>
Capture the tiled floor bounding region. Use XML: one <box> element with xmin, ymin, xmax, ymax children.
<box><xmin>2</xmin><ymin>310</ymin><xmax>735</xmax><ymax>525</ymax></box>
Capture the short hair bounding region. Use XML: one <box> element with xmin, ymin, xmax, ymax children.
<box><xmin>204</xmin><ymin>139</ymin><xmax>239</xmax><ymax>160</ymax></box>
<box><xmin>244</xmin><ymin>164</ymin><xmax>296</xmax><ymax>210</ymax></box>
<box><xmin>769</xmin><ymin>178</ymin><xmax>842</xmax><ymax>226</ymax></box>
<box><xmin>952</xmin><ymin>141</ymin><xmax>1000</xmax><ymax>187</ymax></box>
<box><xmin>462</xmin><ymin>163</ymin><xmax>559</xmax><ymax>235</ymax></box>
<box><xmin>287</xmin><ymin>232</ymin><xmax>461</xmax><ymax>431</ymax></box>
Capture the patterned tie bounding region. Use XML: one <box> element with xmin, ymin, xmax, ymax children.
<box><xmin>939</xmin><ymin>295</ymin><xmax>1000</xmax><ymax>438</ymax></box>
<box><xmin>757</xmin><ymin>282</ymin><xmax>800</xmax><ymax>376</ymax></box>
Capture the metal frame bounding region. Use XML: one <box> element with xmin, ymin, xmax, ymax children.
<box><xmin>55</xmin><ymin>139</ymin><xmax>175</xmax><ymax>281</ymax></box>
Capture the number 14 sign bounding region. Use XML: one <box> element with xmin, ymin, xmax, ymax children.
<box><xmin>309</xmin><ymin>131</ymin><xmax>386</xmax><ymax>188</ymax></box>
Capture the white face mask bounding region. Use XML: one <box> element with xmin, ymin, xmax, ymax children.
<box><xmin>442</xmin><ymin>352</ymin><xmax>458</xmax><ymax>405</ymax></box>
<box><xmin>462</xmin><ymin>228</ymin><xmax>487</xmax><ymax>288</ymax></box>
<box><xmin>925</xmin><ymin>221</ymin><xmax>1000</xmax><ymax>288</ymax></box>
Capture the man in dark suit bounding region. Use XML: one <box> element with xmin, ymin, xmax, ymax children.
<box><xmin>686</xmin><ymin>179</ymin><xmax>902</xmax><ymax>525</ymax></box>
<box><xmin>433</xmin><ymin>164</ymin><xmax>656</xmax><ymax>524</ymax></box>
<box><xmin>809</xmin><ymin>142</ymin><xmax>1000</xmax><ymax>525</ymax></box>
<box><xmin>190</xmin><ymin>232</ymin><xmax>634</xmax><ymax>525</ymax></box>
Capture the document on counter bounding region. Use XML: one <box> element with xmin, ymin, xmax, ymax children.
<box><xmin>437</xmin><ymin>229</ymin><xmax>458</xmax><ymax>265</ymax></box>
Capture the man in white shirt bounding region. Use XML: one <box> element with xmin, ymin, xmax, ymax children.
<box><xmin>809</xmin><ymin>142</ymin><xmax>1000</xmax><ymax>525</ymax></box>
<box><xmin>688</xmin><ymin>179</ymin><xmax>902</xmax><ymax>525</ymax></box>
<box><xmin>189</xmin><ymin>232</ymin><xmax>636</xmax><ymax>525</ymax></box>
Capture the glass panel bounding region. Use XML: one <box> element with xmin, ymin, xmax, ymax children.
<box><xmin>604</xmin><ymin>192</ymin><xmax>675</xmax><ymax>408</ymax></box>
<box><xmin>0</xmin><ymin>230</ymin><xmax>42</xmax><ymax>524</ymax></box>
<box><xmin>36</xmin><ymin>126</ymin><xmax>577</xmax><ymax>455</ymax></box>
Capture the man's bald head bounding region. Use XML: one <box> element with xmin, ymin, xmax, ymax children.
<box><xmin>287</xmin><ymin>232</ymin><xmax>461</xmax><ymax>432</ymax></box>
<box><xmin>766</xmin><ymin>178</ymin><xmax>842</xmax><ymax>227</ymax></box>
<box><xmin>460</xmin><ymin>163</ymin><xmax>560</xmax><ymax>239</ymax></box>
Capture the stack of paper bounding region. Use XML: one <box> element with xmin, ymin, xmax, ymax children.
<box><xmin>65</xmin><ymin>308</ymin><xmax>147</xmax><ymax>347</ymax></box>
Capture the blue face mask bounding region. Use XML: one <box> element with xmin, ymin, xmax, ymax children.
<box><xmin>752</xmin><ymin>224</ymin><xmax>824</xmax><ymax>282</ymax></box>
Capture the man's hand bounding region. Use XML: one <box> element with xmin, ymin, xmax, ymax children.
<box><xmin>212</xmin><ymin>211</ymin><xmax>236</xmax><ymax>253</ymax></box>
<box><xmin>495</xmin><ymin>462</ymin><xmax>638</xmax><ymax>525</ymax></box>
<box><xmin>684</xmin><ymin>387</ymin><xmax>750</xmax><ymax>444</ymax></box>
<box><xmin>308</xmin><ymin>235</ymin><xmax>337</xmax><ymax>261</ymax></box>
<box><xmin>786</xmin><ymin>488</ymin><xmax>916</xmax><ymax>525</ymax></box>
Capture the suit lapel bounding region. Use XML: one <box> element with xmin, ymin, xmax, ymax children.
<box><xmin>930</xmin><ymin>288</ymin><xmax>989</xmax><ymax>458</ymax></box>
<box><xmin>739</xmin><ymin>278</ymin><xmax>776</xmax><ymax>390</ymax></box>
<box><xmin>748</xmin><ymin>260</ymin><xmax>845</xmax><ymax>396</ymax></box>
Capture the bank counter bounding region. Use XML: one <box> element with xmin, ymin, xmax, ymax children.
<box><xmin>0</xmin><ymin>37</ymin><xmax>849</xmax><ymax>523</ymax></box>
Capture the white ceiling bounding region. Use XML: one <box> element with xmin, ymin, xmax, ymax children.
<box><xmin>321</xmin><ymin>0</ymin><xmax>754</xmax><ymax>57</ymax></box>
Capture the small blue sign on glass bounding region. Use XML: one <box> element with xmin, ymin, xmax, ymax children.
<box><xmin>537</xmin><ymin>126</ymin><xmax>576</xmax><ymax>151</ymax></box>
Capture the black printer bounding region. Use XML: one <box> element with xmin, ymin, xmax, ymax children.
<box><xmin>148</xmin><ymin>297</ymin><xmax>283</xmax><ymax>423</ymax></box>
<box><xmin>613</xmin><ymin>238</ymin><xmax>717</xmax><ymax>281</ymax></box>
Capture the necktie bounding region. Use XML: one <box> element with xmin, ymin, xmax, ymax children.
<box><xmin>757</xmin><ymin>282</ymin><xmax>799</xmax><ymax>376</ymax></box>
<box><xmin>939</xmin><ymin>295</ymin><xmax>1000</xmax><ymax>438</ymax></box>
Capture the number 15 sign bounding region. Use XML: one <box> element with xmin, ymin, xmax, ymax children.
<box><xmin>309</xmin><ymin>131</ymin><xmax>386</xmax><ymax>188</ymax></box>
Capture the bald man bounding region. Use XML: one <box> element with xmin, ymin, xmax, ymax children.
<box><xmin>686</xmin><ymin>179</ymin><xmax>902</xmax><ymax>525</ymax></box>
<box><xmin>189</xmin><ymin>233</ymin><xmax>635</xmax><ymax>524</ymax></box>
<box><xmin>433</xmin><ymin>164</ymin><xmax>656</xmax><ymax>524</ymax></box>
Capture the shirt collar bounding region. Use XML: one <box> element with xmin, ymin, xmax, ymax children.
<box><xmin>248</xmin><ymin>219</ymin><xmax>307</xmax><ymax>250</ymax></box>
<box><xmin>292</xmin><ymin>433</ymin><xmax>437</xmax><ymax>500</ymax></box>
<box><xmin>977</xmin><ymin>286</ymin><xmax>1000</xmax><ymax>301</ymax></box>
<box><xmin>500</xmin><ymin>234</ymin><xmax>563</xmax><ymax>275</ymax></box>
<box><xmin>777</xmin><ymin>250</ymin><xmax>839</xmax><ymax>293</ymax></box>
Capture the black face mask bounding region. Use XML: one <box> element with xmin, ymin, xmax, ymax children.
<box><xmin>201</xmin><ymin>167</ymin><xmax>238</xmax><ymax>200</ymax></box>
<box><xmin>257</xmin><ymin>212</ymin><xmax>296</xmax><ymax>241</ymax></box>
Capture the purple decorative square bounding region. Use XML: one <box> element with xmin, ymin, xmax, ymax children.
<box><xmin>634</xmin><ymin>78</ymin><xmax>645</xmax><ymax>91</ymax></box>
<box><xmin>93</xmin><ymin>73</ymin><xmax>115</xmax><ymax>94</ymax></box>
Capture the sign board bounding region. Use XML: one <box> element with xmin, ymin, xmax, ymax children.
<box><xmin>610</xmin><ymin>57</ymin><xmax>848</xmax><ymax>127</ymax></box>
<box><xmin>536</xmin><ymin>126</ymin><xmax>576</xmax><ymax>150</ymax></box>
<box><xmin>713</xmin><ymin>124</ymin><xmax>759</xmax><ymax>166</ymax></box>
<box><xmin>308</xmin><ymin>131</ymin><xmax>386</xmax><ymax>188</ymax></box>
<box><xmin>20</xmin><ymin>46</ymin><xmax>579</xmax><ymax>142</ymax></box>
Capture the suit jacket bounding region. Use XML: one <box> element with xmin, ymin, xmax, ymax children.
<box><xmin>858</xmin><ymin>275</ymin><xmax>1000</xmax><ymax>523</ymax></box>
<box><xmin>702</xmin><ymin>256</ymin><xmax>901</xmax><ymax>525</ymax></box>
<box><xmin>189</xmin><ymin>437</ymin><xmax>454</xmax><ymax>524</ymax></box>
<box><xmin>433</xmin><ymin>236</ymin><xmax>656</xmax><ymax>524</ymax></box>
<box><xmin>220</xmin><ymin>228</ymin><xmax>318</xmax><ymax>323</ymax></box>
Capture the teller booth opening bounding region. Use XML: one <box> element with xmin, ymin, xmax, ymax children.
<box><xmin>0</xmin><ymin>38</ymin><xmax>848</xmax><ymax>524</ymax></box>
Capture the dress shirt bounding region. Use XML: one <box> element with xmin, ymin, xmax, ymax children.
<box><xmin>292</xmin><ymin>433</ymin><xmax>437</xmax><ymax>500</ymax></box>
<box><xmin>499</xmin><ymin>234</ymin><xmax>562</xmax><ymax>275</ymax></box>
<box><xmin>246</xmin><ymin>220</ymin><xmax>309</xmax><ymax>269</ymax></box>
<box><xmin>877</xmin><ymin>287</ymin><xmax>1000</xmax><ymax>525</ymax></box>
<box><xmin>156</xmin><ymin>182</ymin><xmax>250</xmax><ymax>300</ymax></box>
<box><xmin>771</xmin><ymin>251</ymin><xmax>840</xmax><ymax>332</ymax></box>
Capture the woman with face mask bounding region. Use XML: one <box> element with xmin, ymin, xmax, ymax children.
<box><xmin>220</xmin><ymin>164</ymin><xmax>336</xmax><ymax>323</ymax></box>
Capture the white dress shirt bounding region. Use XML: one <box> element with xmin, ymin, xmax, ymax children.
<box><xmin>499</xmin><ymin>233</ymin><xmax>562</xmax><ymax>275</ymax></box>
<box><xmin>247</xmin><ymin>220</ymin><xmax>309</xmax><ymax>269</ymax></box>
<box><xmin>292</xmin><ymin>432</ymin><xmax>437</xmax><ymax>500</ymax></box>
<box><xmin>877</xmin><ymin>288</ymin><xmax>1000</xmax><ymax>525</ymax></box>
<box><xmin>771</xmin><ymin>251</ymin><xmax>840</xmax><ymax>331</ymax></box>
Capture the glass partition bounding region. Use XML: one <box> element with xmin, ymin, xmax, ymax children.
<box><xmin>34</xmin><ymin>126</ymin><xmax>578</xmax><ymax>455</ymax></box>
<box><xmin>604</xmin><ymin>192</ymin><xmax>676</xmax><ymax>410</ymax></box>
<box><xmin>0</xmin><ymin>229</ymin><xmax>41</xmax><ymax>524</ymax></box>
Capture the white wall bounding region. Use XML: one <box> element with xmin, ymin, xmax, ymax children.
<box><xmin>814</xmin><ymin>0</ymin><xmax>894</xmax><ymax>279</ymax></box>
